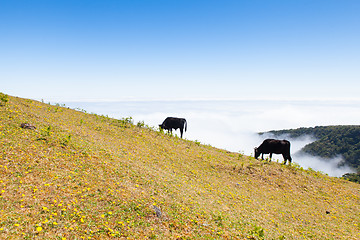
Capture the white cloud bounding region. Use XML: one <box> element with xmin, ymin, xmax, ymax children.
<box><xmin>294</xmin><ymin>153</ymin><xmax>353</xmax><ymax>177</ymax></box>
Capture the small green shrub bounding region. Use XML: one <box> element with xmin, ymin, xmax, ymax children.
<box><xmin>158</xmin><ymin>127</ymin><xmax>164</xmax><ymax>134</ymax></box>
<box><xmin>247</xmin><ymin>225</ymin><xmax>265</xmax><ymax>240</ymax></box>
<box><xmin>213</xmin><ymin>214</ymin><xmax>223</xmax><ymax>227</ymax></box>
<box><xmin>37</xmin><ymin>125</ymin><xmax>52</xmax><ymax>141</ymax></box>
<box><xmin>61</xmin><ymin>135</ymin><xmax>72</xmax><ymax>147</ymax></box>
<box><xmin>118</xmin><ymin>117</ymin><xmax>134</xmax><ymax>128</ymax></box>
<box><xmin>0</xmin><ymin>92</ymin><xmax>9</xmax><ymax>106</ymax></box>
<box><xmin>137</xmin><ymin>121</ymin><xmax>145</xmax><ymax>128</ymax></box>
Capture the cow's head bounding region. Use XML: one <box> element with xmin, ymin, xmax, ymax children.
<box><xmin>254</xmin><ymin>147</ymin><xmax>260</xmax><ymax>159</ymax></box>
<box><xmin>159</xmin><ymin>124</ymin><xmax>169</xmax><ymax>130</ymax></box>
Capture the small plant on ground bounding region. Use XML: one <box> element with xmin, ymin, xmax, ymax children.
<box><xmin>0</xmin><ymin>92</ymin><xmax>9</xmax><ymax>106</ymax></box>
<box><xmin>37</xmin><ymin>125</ymin><xmax>52</xmax><ymax>141</ymax></box>
<box><xmin>247</xmin><ymin>224</ymin><xmax>265</xmax><ymax>240</ymax></box>
<box><xmin>137</xmin><ymin>121</ymin><xmax>145</xmax><ymax>128</ymax></box>
<box><xmin>61</xmin><ymin>135</ymin><xmax>72</xmax><ymax>147</ymax></box>
<box><xmin>117</xmin><ymin>117</ymin><xmax>134</xmax><ymax>128</ymax></box>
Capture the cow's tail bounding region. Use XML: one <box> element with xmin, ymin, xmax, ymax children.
<box><xmin>286</xmin><ymin>140</ymin><xmax>292</xmax><ymax>161</ymax></box>
<box><xmin>184</xmin><ymin>119</ymin><xmax>187</xmax><ymax>132</ymax></box>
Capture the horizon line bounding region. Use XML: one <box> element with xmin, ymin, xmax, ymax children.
<box><xmin>35</xmin><ymin>96</ymin><xmax>360</xmax><ymax>103</ymax></box>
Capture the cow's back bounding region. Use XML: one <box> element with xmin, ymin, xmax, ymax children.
<box><xmin>162</xmin><ymin>117</ymin><xmax>185</xmax><ymax>129</ymax></box>
<box><xmin>259</xmin><ymin>139</ymin><xmax>289</xmax><ymax>154</ymax></box>
<box><xmin>281</xmin><ymin>140</ymin><xmax>291</xmax><ymax>152</ymax></box>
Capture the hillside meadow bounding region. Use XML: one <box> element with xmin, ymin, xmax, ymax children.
<box><xmin>0</xmin><ymin>94</ymin><xmax>359</xmax><ymax>239</ymax></box>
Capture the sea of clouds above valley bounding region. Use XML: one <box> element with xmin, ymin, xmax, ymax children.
<box><xmin>63</xmin><ymin>100</ymin><xmax>360</xmax><ymax>177</ymax></box>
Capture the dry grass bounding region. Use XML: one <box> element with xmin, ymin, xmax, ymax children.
<box><xmin>0</xmin><ymin>94</ymin><xmax>359</xmax><ymax>239</ymax></box>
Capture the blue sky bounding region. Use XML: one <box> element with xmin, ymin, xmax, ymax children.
<box><xmin>1</xmin><ymin>0</ymin><xmax>360</xmax><ymax>101</ymax></box>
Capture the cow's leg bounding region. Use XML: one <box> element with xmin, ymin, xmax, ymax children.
<box><xmin>287</xmin><ymin>155</ymin><xmax>292</xmax><ymax>165</ymax></box>
<box><xmin>269</xmin><ymin>153</ymin><xmax>272</xmax><ymax>162</ymax></box>
<box><xmin>282</xmin><ymin>154</ymin><xmax>286</xmax><ymax>164</ymax></box>
<box><xmin>261</xmin><ymin>153</ymin><xmax>264</xmax><ymax>160</ymax></box>
<box><xmin>180</xmin><ymin>127</ymin><xmax>183</xmax><ymax>138</ymax></box>
<box><xmin>282</xmin><ymin>154</ymin><xmax>288</xmax><ymax>164</ymax></box>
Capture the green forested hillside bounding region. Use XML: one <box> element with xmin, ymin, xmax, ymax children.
<box><xmin>263</xmin><ymin>126</ymin><xmax>360</xmax><ymax>178</ymax></box>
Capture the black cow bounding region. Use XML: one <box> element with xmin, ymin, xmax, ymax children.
<box><xmin>159</xmin><ymin>117</ymin><xmax>187</xmax><ymax>138</ymax></box>
<box><xmin>254</xmin><ymin>139</ymin><xmax>292</xmax><ymax>164</ymax></box>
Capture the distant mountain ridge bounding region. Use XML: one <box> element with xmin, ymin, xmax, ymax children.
<box><xmin>260</xmin><ymin>125</ymin><xmax>360</xmax><ymax>172</ymax></box>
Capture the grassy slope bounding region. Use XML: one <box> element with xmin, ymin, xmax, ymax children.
<box><xmin>0</xmin><ymin>95</ymin><xmax>359</xmax><ymax>240</ymax></box>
